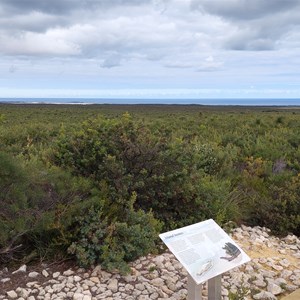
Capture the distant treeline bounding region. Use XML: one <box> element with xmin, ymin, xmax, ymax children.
<box><xmin>0</xmin><ymin>104</ymin><xmax>299</xmax><ymax>271</ymax></box>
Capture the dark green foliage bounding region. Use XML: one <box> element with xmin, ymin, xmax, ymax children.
<box><xmin>0</xmin><ymin>151</ymin><xmax>100</xmax><ymax>263</ymax></box>
<box><xmin>68</xmin><ymin>196</ymin><xmax>162</xmax><ymax>273</ymax></box>
<box><xmin>52</xmin><ymin>114</ymin><xmax>233</xmax><ymax>229</ymax></box>
<box><xmin>1</xmin><ymin>103</ymin><xmax>300</xmax><ymax>270</ymax></box>
<box><xmin>0</xmin><ymin>152</ymin><xmax>31</xmax><ymax>258</ymax></box>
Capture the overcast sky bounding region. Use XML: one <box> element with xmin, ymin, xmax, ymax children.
<box><xmin>1</xmin><ymin>0</ymin><xmax>300</xmax><ymax>100</ymax></box>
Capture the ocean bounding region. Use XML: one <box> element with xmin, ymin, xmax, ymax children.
<box><xmin>0</xmin><ymin>98</ymin><xmax>300</xmax><ymax>106</ymax></box>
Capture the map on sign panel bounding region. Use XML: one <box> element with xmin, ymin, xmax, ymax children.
<box><xmin>159</xmin><ymin>219</ymin><xmax>251</xmax><ymax>285</ymax></box>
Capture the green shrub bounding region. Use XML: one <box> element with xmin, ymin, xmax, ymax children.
<box><xmin>0</xmin><ymin>152</ymin><xmax>33</xmax><ymax>262</ymax></box>
<box><xmin>68</xmin><ymin>195</ymin><xmax>162</xmax><ymax>273</ymax></box>
<box><xmin>52</xmin><ymin>114</ymin><xmax>241</xmax><ymax>230</ymax></box>
<box><xmin>0</xmin><ymin>152</ymin><xmax>101</xmax><ymax>263</ymax></box>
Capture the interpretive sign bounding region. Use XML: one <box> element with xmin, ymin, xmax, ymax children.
<box><xmin>159</xmin><ymin>219</ymin><xmax>250</xmax><ymax>285</ymax></box>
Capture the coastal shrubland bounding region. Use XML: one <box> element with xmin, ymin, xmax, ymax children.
<box><xmin>0</xmin><ymin>104</ymin><xmax>299</xmax><ymax>271</ymax></box>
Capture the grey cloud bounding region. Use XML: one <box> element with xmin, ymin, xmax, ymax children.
<box><xmin>227</xmin><ymin>38</ymin><xmax>274</xmax><ymax>51</ymax></box>
<box><xmin>191</xmin><ymin>0</ymin><xmax>300</xmax><ymax>51</ymax></box>
<box><xmin>0</xmin><ymin>0</ymin><xmax>78</xmax><ymax>15</ymax></box>
<box><xmin>0</xmin><ymin>0</ymin><xmax>150</xmax><ymax>15</ymax></box>
<box><xmin>191</xmin><ymin>0</ymin><xmax>300</xmax><ymax>21</ymax></box>
<box><xmin>0</xmin><ymin>13</ymin><xmax>67</xmax><ymax>33</ymax></box>
<box><xmin>100</xmin><ymin>54</ymin><xmax>122</xmax><ymax>68</ymax></box>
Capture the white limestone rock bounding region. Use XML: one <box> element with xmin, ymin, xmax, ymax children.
<box><xmin>253</xmin><ymin>291</ymin><xmax>277</xmax><ymax>300</ymax></box>
<box><xmin>12</xmin><ymin>264</ymin><xmax>27</xmax><ymax>274</ymax></box>
<box><xmin>6</xmin><ymin>290</ymin><xmax>18</xmax><ymax>299</ymax></box>
<box><xmin>74</xmin><ymin>275</ymin><xmax>82</xmax><ymax>282</ymax></box>
<box><xmin>28</xmin><ymin>271</ymin><xmax>40</xmax><ymax>278</ymax></box>
<box><xmin>107</xmin><ymin>278</ymin><xmax>118</xmax><ymax>293</ymax></box>
<box><xmin>52</xmin><ymin>271</ymin><xmax>60</xmax><ymax>278</ymax></box>
<box><xmin>73</xmin><ymin>292</ymin><xmax>85</xmax><ymax>300</ymax></box>
<box><xmin>267</xmin><ymin>282</ymin><xmax>282</xmax><ymax>295</ymax></box>
<box><xmin>16</xmin><ymin>287</ymin><xmax>30</xmax><ymax>298</ymax></box>
<box><xmin>42</xmin><ymin>269</ymin><xmax>49</xmax><ymax>277</ymax></box>
<box><xmin>63</xmin><ymin>269</ymin><xmax>75</xmax><ymax>276</ymax></box>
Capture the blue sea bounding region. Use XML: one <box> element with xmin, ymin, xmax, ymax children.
<box><xmin>0</xmin><ymin>98</ymin><xmax>300</xmax><ymax>106</ymax></box>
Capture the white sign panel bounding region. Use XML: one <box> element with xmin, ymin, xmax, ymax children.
<box><xmin>159</xmin><ymin>219</ymin><xmax>251</xmax><ymax>285</ymax></box>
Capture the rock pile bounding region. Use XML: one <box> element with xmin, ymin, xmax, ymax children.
<box><xmin>0</xmin><ymin>225</ymin><xmax>299</xmax><ymax>300</ymax></box>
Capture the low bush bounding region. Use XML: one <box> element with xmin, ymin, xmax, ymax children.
<box><xmin>0</xmin><ymin>152</ymin><xmax>100</xmax><ymax>264</ymax></box>
<box><xmin>68</xmin><ymin>194</ymin><xmax>162</xmax><ymax>273</ymax></box>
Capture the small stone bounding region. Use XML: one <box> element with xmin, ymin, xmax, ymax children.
<box><xmin>162</xmin><ymin>286</ymin><xmax>173</xmax><ymax>295</ymax></box>
<box><xmin>42</xmin><ymin>270</ymin><xmax>49</xmax><ymax>277</ymax></box>
<box><xmin>1</xmin><ymin>277</ymin><xmax>10</xmax><ymax>283</ymax></box>
<box><xmin>124</xmin><ymin>275</ymin><xmax>136</xmax><ymax>283</ymax></box>
<box><xmin>253</xmin><ymin>291</ymin><xmax>277</xmax><ymax>300</ymax></box>
<box><xmin>285</xmin><ymin>284</ymin><xmax>298</xmax><ymax>291</ymax></box>
<box><xmin>270</xmin><ymin>264</ymin><xmax>283</xmax><ymax>271</ymax></box>
<box><xmin>74</xmin><ymin>275</ymin><xmax>82</xmax><ymax>282</ymax></box>
<box><xmin>92</xmin><ymin>265</ymin><xmax>101</xmax><ymax>274</ymax></box>
<box><xmin>53</xmin><ymin>272</ymin><xmax>60</xmax><ymax>278</ymax></box>
<box><xmin>151</xmin><ymin>278</ymin><xmax>164</xmax><ymax>287</ymax></box>
<box><xmin>253</xmin><ymin>280</ymin><xmax>267</xmax><ymax>288</ymax></box>
<box><xmin>222</xmin><ymin>289</ymin><xmax>229</xmax><ymax>296</ymax></box>
<box><xmin>63</xmin><ymin>269</ymin><xmax>75</xmax><ymax>276</ymax></box>
<box><xmin>6</xmin><ymin>290</ymin><xmax>18</xmax><ymax>299</ymax></box>
<box><xmin>275</xmin><ymin>278</ymin><xmax>287</xmax><ymax>286</ymax></box>
<box><xmin>12</xmin><ymin>264</ymin><xmax>27</xmax><ymax>274</ymax></box>
<box><xmin>293</xmin><ymin>279</ymin><xmax>300</xmax><ymax>286</ymax></box>
<box><xmin>73</xmin><ymin>292</ymin><xmax>84</xmax><ymax>300</ymax></box>
<box><xmin>17</xmin><ymin>288</ymin><xmax>30</xmax><ymax>298</ymax></box>
<box><xmin>101</xmin><ymin>271</ymin><xmax>112</xmax><ymax>282</ymax></box>
<box><xmin>125</xmin><ymin>284</ymin><xmax>134</xmax><ymax>291</ymax></box>
<box><xmin>267</xmin><ymin>282</ymin><xmax>282</xmax><ymax>295</ymax></box>
<box><xmin>136</xmin><ymin>283</ymin><xmax>145</xmax><ymax>291</ymax></box>
<box><xmin>107</xmin><ymin>278</ymin><xmax>118</xmax><ymax>293</ymax></box>
<box><xmin>245</xmin><ymin>265</ymin><xmax>254</xmax><ymax>272</ymax></box>
<box><xmin>279</xmin><ymin>259</ymin><xmax>290</xmax><ymax>268</ymax></box>
<box><xmin>28</xmin><ymin>271</ymin><xmax>40</xmax><ymax>278</ymax></box>
<box><xmin>153</xmin><ymin>256</ymin><xmax>164</xmax><ymax>268</ymax></box>
<box><xmin>284</xmin><ymin>234</ymin><xmax>297</xmax><ymax>244</ymax></box>
<box><xmin>26</xmin><ymin>281</ymin><xmax>38</xmax><ymax>287</ymax></box>
<box><xmin>150</xmin><ymin>292</ymin><xmax>159</xmax><ymax>299</ymax></box>
<box><xmin>281</xmin><ymin>270</ymin><xmax>293</xmax><ymax>279</ymax></box>
<box><xmin>89</xmin><ymin>277</ymin><xmax>100</xmax><ymax>284</ymax></box>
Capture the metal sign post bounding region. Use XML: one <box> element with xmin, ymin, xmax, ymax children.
<box><xmin>187</xmin><ymin>274</ymin><xmax>202</xmax><ymax>300</ymax></box>
<box><xmin>187</xmin><ymin>274</ymin><xmax>222</xmax><ymax>300</ymax></box>
<box><xmin>208</xmin><ymin>275</ymin><xmax>222</xmax><ymax>300</ymax></box>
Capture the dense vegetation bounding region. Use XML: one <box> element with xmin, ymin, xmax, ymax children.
<box><xmin>0</xmin><ymin>103</ymin><xmax>299</xmax><ymax>271</ymax></box>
